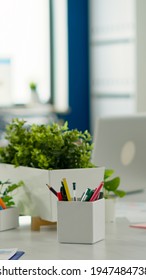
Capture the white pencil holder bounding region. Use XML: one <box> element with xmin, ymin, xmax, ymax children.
<box><xmin>57</xmin><ymin>198</ymin><xmax>105</xmax><ymax>244</ymax></box>
<box><xmin>0</xmin><ymin>207</ymin><xmax>19</xmax><ymax>231</ymax></box>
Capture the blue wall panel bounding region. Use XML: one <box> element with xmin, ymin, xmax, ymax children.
<box><xmin>58</xmin><ymin>0</ymin><xmax>90</xmax><ymax>133</ymax></box>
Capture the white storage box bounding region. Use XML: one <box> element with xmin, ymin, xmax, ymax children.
<box><xmin>0</xmin><ymin>164</ymin><xmax>105</xmax><ymax>222</ymax></box>
<box><xmin>0</xmin><ymin>207</ymin><xmax>19</xmax><ymax>231</ymax></box>
<box><xmin>57</xmin><ymin>198</ymin><xmax>105</xmax><ymax>244</ymax></box>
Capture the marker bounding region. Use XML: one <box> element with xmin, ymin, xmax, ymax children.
<box><xmin>98</xmin><ymin>191</ymin><xmax>103</xmax><ymax>199</ymax></box>
<box><xmin>61</xmin><ymin>181</ymin><xmax>68</xmax><ymax>201</ymax></box>
<box><xmin>60</xmin><ymin>183</ymin><xmax>67</xmax><ymax>201</ymax></box>
<box><xmin>62</xmin><ymin>178</ymin><xmax>71</xmax><ymax>201</ymax></box>
<box><xmin>85</xmin><ymin>189</ymin><xmax>94</xmax><ymax>201</ymax></box>
<box><xmin>0</xmin><ymin>197</ymin><xmax>7</xmax><ymax>209</ymax></box>
<box><xmin>57</xmin><ymin>192</ymin><xmax>63</xmax><ymax>201</ymax></box>
<box><xmin>72</xmin><ymin>182</ymin><xmax>76</xmax><ymax>201</ymax></box>
<box><xmin>89</xmin><ymin>182</ymin><xmax>104</xmax><ymax>202</ymax></box>
<box><xmin>81</xmin><ymin>188</ymin><xmax>92</xmax><ymax>201</ymax></box>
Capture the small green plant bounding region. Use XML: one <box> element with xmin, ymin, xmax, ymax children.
<box><xmin>0</xmin><ymin>180</ymin><xmax>24</xmax><ymax>207</ymax></box>
<box><xmin>29</xmin><ymin>82</ymin><xmax>37</xmax><ymax>91</ymax></box>
<box><xmin>103</xmin><ymin>169</ymin><xmax>126</xmax><ymax>198</ymax></box>
<box><xmin>0</xmin><ymin>118</ymin><xmax>94</xmax><ymax>169</ymax></box>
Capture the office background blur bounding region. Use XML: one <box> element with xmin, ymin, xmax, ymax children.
<box><xmin>0</xmin><ymin>0</ymin><xmax>146</xmax><ymax>135</ymax></box>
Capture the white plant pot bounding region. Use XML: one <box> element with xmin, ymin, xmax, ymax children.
<box><xmin>0</xmin><ymin>207</ymin><xmax>19</xmax><ymax>231</ymax></box>
<box><xmin>105</xmin><ymin>198</ymin><xmax>116</xmax><ymax>223</ymax></box>
<box><xmin>0</xmin><ymin>163</ymin><xmax>105</xmax><ymax>222</ymax></box>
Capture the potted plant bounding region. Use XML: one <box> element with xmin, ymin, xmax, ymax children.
<box><xmin>0</xmin><ymin>118</ymin><xmax>125</xmax><ymax>223</ymax></box>
<box><xmin>104</xmin><ymin>169</ymin><xmax>126</xmax><ymax>199</ymax></box>
<box><xmin>0</xmin><ymin>118</ymin><xmax>95</xmax><ymax>169</ymax></box>
<box><xmin>0</xmin><ymin>179</ymin><xmax>24</xmax><ymax>208</ymax></box>
<box><xmin>0</xmin><ymin>179</ymin><xmax>24</xmax><ymax>231</ymax></box>
<box><xmin>29</xmin><ymin>82</ymin><xmax>39</xmax><ymax>105</ymax></box>
<box><xmin>103</xmin><ymin>169</ymin><xmax>126</xmax><ymax>222</ymax></box>
<box><xmin>0</xmin><ymin>118</ymin><xmax>105</xmax><ymax>221</ymax></box>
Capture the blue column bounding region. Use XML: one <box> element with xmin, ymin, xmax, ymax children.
<box><xmin>58</xmin><ymin>0</ymin><xmax>90</xmax><ymax>132</ymax></box>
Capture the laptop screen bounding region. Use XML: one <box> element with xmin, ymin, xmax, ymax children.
<box><xmin>92</xmin><ymin>115</ymin><xmax>146</xmax><ymax>192</ymax></box>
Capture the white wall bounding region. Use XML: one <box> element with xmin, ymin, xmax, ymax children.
<box><xmin>89</xmin><ymin>0</ymin><xmax>137</xmax><ymax>133</ymax></box>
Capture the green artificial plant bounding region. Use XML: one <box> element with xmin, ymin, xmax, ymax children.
<box><xmin>0</xmin><ymin>118</ymin><xmax>126</xmax><ymax>199</ymax></box>
<box><xmin>0</xmin><ymin>118</ymin><xmax>94</xmax><ymax>170</ymax></box>
<box><xmin>104</xmin><ymin>169</ymin><xmax>126</xmax><ymax>198</ymax></box>
<box><xmin>0</xmin><ymin>180</ymin><xmax>24</xmax><ymax>207</ymax></box>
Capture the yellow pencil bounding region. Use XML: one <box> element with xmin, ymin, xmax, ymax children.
<box><xmin>62</xmin><ymin>178</ymin><xmax>71</xmax><ymax>201</ymax></box>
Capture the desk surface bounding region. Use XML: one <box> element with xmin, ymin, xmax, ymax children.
<box><xmin>0</xmin><ymin>192</ymin><xmax>146</xmax><ymax>260</ymax></box>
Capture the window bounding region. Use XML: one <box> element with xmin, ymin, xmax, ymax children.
<box><xmin>0</xmin><ymin>0</ymin><xmax>69</xmax><ymax>111</ymax></box>
<box><xmin>0</xmin><ymin>0</ymin><xmax>50</xmax><ymax>105</ymax></box>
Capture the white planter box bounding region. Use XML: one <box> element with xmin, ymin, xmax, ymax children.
<box><xmin>0</xmin><ymin>207</ymin><xmax>19</xmax><ymax>231</ymax></box>
<box><xmin>105</xmin><ymin>198</ymin><xmax>116</xmax><ymax>223</ymax></box>
<box><xmin>0</xmin><ymin>163</ymin><xmax>104</xmax><ymax>222</ymax></box>
<box><xmin>57</xmin><ymin>198</ymin><xmax>105</xmax><ymax>244</ymax></box>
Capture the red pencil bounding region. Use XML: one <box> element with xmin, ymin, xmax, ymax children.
<box><xmin>89</xmin><ymin>182</ymin><xmax>104</xmax><ymax>202</ymax></box>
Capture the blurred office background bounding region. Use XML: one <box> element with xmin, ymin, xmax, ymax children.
<box><xmin>0</xmin><ymin>0</ymin><xmax>146</xmax><ymax>135</ymax></box>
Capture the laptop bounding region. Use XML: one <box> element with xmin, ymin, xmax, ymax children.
<box><xmin>92</xmin><ymin>114</ymin><xmax>146</xmax><ymax>193</ymax></box>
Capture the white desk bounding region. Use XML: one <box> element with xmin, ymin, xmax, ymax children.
<box><xmin>0</xmin><ymin>191</ymin><xmax>146</xmax><ymax>260</ymax></box>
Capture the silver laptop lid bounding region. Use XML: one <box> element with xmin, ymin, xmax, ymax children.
<box><xmin>92</xmin><ymin>114</ymin><xmax>146</xmax><ymax>192</ymax></box>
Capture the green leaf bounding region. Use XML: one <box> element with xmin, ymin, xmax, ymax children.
<box><xmin>104</xmin><ymin>177</ymin><xmax>120</xmax><ymax>191</ymax></box>
<box><xmin>6</xmin><ymin>181</ymin><xmax>24</xmax><ymax>193</ymax></box>
<box><xmin>104</xmin><ymin>169</ymin><xmax>114</xmax><ymax>180</ymax></box>
<box><xmin>2</xmin><ymin>195</ymin><xmax>15</xmax><ymax>207</ymax></box>
<box><xmin>114</xmin><ymin>189</ymin><xmax>126</xmax><ymax>197</ymax></box>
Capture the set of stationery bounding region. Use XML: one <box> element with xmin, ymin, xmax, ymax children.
<box><xmin>46</xmin><ymin>178</ymin><xmax>104</xmax><ymax>202</ymax></box>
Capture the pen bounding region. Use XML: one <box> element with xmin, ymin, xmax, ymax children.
<box><xmin>72</xmin><ymin>182</ymin><xmax>76</xmax><ymax>201</ymax></box>
<box><xmin>0</xmin><ymin>197</ymin><xmax>7</xmax><ymax>209</ymax></box>
<box><xmin>80</xmin><ymin>191</ymin><xmax>85</xmax><ymax>201</ymax></box>
<box><xmin>89</xmin><ymin>182</ymin><xmax>104</xmax><ymax>202</ymax></box>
